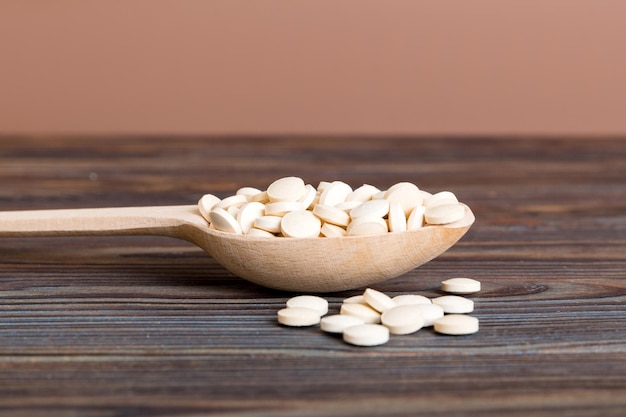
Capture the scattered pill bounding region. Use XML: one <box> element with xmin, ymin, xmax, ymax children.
<box><xmin>340</xmin><ymin>303</ymin><xmax>381</xmax><ymax>324</ymax></box>
<box><xmin>320</xmin><ymin>314</ymin><xmax>365</xmax><ymax>333</ymax></box>
<box><xmin>343</xmin><ymin>324</ymin><xmax>390</xmax><ymax>346</ymax></box>
<box><xmin>434</xmin><ymin>314</ymin><xmax>479</xmax><ymax>335</ymax></box>
<box><xmin>441</xmin><ymin>278</ymin><xmax>481</xmax><ymax>294</ymax></box>
<box><xmin>392</xmin><ymin>294</ymin><xmax>431</xmax><ymax>306</ymax></box>
<box><xmin>286</xmin><ymin>295</ymin><xmax>329</xmax><ymax>316</ymax></box>
<box><xmin>277</xmin><ymin>307</ymin><xmax>321</xmax><ymax>327</ymax></box>
<box><xmin>381</xmin><ymin>305</ymin><xmax>424</xmax><ymax>335</ymax></box>
<box><xmin>363</xmin><ymin>288</ymin><xmax>396</xmax><ymax>313</ymax></box>
<box><xmin>431</xmin><ymin>295</ymin><xmax>474</xmax><ymax>314</ymax></box>
<box><xmin>415</xmin><ymin>303</ymin><xmax>445</xmax><ymax>327</ymax></box>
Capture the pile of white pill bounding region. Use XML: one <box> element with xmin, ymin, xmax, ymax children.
<box><xmin>198</xmin><ymin>177</ymin><xmax>466</xmax><ymax>237</ymax></box>
<box><xmin>277</xmin><ymin>277</ymin><xmax>481</xmax><ymax>346</ymax></box>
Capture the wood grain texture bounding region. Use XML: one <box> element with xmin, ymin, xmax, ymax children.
<box><xmin>0</xmin><ymin>137</ymin><xmax>625</xmax><ymax>416</ymax></box>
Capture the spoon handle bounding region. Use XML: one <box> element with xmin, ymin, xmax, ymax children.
<box><xmin>0</xmin><ymin>205</ymin><xmax>203</xmax><ymax>238</ymax></box>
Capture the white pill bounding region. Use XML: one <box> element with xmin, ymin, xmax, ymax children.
<box><xmin>334</xmin><ymin>201</ymin><xmax>362</xmax><ymax>212</ymax></box>
<box><xmin>249</xmin><ymin>190</ymin><xmax>270</xmax><ymax>203</ymax></box>
<box><xmin>343</xmin><ymin>324</ymin><xmax>389</xmax><ymax>346</ymax></box>
<box><xmin>441</xmin><ymin>277</ymin><xmax>481</xmax><ymax>294</ymax></box>
<box><xmin>350</xmin><ymin>199</ymin><xmax>389</xmax><ymax>219</ymax></box>
<box><xmin>392</xmin><ymin>294</ymin><xmax>431</xmax><ymax>306</ymax></box>
<box><xmin>264</xmin><ymin>201</ymin><xmax>303</xmax><ymax>216</ymax></box>
<box><xmin>384</xmin><ymin>182</ymin><xmax>423</xmax><ymax>216</ymax></box>
<box><xmin>277</xmin><ymin>307</ymin><xmax>321</xmax><ymax>327</ymax></box>
<box><xmin>346</xmin><ymin>216</ymin><xmax>388</xmax><ymax>236</ymax></box>
<box><xmin>342</xmin><ymin>295</ymin><xmax>367</xmax><ymax>304</ymax></box>
<box><xmin>236</xmin><ymin>201</ymin><xmax>266</xmax><ymax>234</ymax></box>
<box><xmin>434</xmin><ymin>314</ymin><xmax>479</xmax><ymax>335</ymax></box>
<box><xmin>317</xmin><ymin>181</ymin><xmax>332</xmax><ymax>193</ymax></box>
<box><xmin>340</xmin><ymin>303</ymin><xmax>381</xmax><ymax>324</ymax></box>
<box><xmin>424</xmin><ymin>203</ymin><xmax>465</xmax><ymax>225</ymax></box>
<box><xmin>236</xmin><ymin>186</ymin><xmax>264</xmax><ymax>200</ymax></box>
<box><xmin>286</xmin><ymin>295</ymin><xmax>329</xmax><ymax>316</ymax></box>
<box><xmin>267</xmin><ymin>176</ymin><xmax>306</xmax><ymax>202</ymax></box>
<box><xmin>313</xmin><ymin>204</ymin><xmax>350</xmax><ymax>227</ymax></box>
<box><xmin>431</xmin><ymin>295</ymin><xmax>474</xmax><ymax>314</ymax></box>
<box><xmin>214</xmin><ymin>194</ymin><xmax>248</xmax><ymax>210</ymax></box>
<box><xmin>253</xmin><ymin>215</ymin><xmax>282</xmax><ymax>233</ymax></box>
<box><xmin>281</xmin><ymin>210</ymin><xmax>322</xmax><ymax>238</ymax></box>
<box><xmin>320</xmin><ymin>223</ymin><xmax>347</xmax><ymax>238</ymax></box>
<box><xmin>346</xmin><ymin>184</ymin><xmax>381</xmax><ymax>202</ymax></box>
<box><xmin>227</xmin><ymin>206</ymin><xmax>240</xmax><ymax>217</ymax></box>
<box><xmin>363</xmin><ymin>288</ymin><xmax>396</xmax><ymax>313</ymax></box>
<box><xmin>387</xmin><ymin>202</ymin><xmax>407</xmax><ymax>233</ymax></box>
<box><xmin>318</xmin><ymin>181</ymin><xmax>353</xmax><ymax>206</ymax></box>
<box><xmin>407</xmin><ymin>205</ymin><xmax>426</xmax><ymax>231</ymax></box>
<box><xmin>198</xmin><ymin>194</ymin><xmax>221</xmax><ymax>222</ymax></box>
<box><xmin>209</xmin><ymin>208</ymin><xmax>243</xmax><ymax>234</ymax></box>
<box><xmin>424</xmin><ymin>191</ymin><xmax>459</xmax><ymax>208</ymax></box>
<box><xmin>372</xmin><ymin>190</ymin><xmax>387</xmax><ymax>199</ymax></box>
<box><xmin>298</xmin><ymin>184</ymin><xmax>318</xmax><ymax>210</ymax></box>
<box><xmin>381</xmin><ymin>305</ymin><xmax>424</xmax><ymax>335</ymax></box>
<box><xmin>415</xmin><ymin>303</ymin><xmax>445</xmax><ymax>327</ymax></box>
<box><xmin>247</xmin><ymin>228</ymin><xmax>275</xmax><ymax>237</ymax></box>
<box><xmin>320</xmin><ymin>314</ymin><xmax>365</xmax><ymax>334</ymax></box>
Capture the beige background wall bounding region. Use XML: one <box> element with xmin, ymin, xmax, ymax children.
<box><xmin>1</xmin><ymin>1</ymin><xmax>624</xmax><ymax>136</ymax></box>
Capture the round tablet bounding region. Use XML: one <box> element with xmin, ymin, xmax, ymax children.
<box><xmin>267</xmin><ymin>176</ymin><xmax>306</xmax><ymax>202</ymax></box>
<box><xmin>392</xmin><ymin>294</ymin><xmax>431</xmax><ymax>306</ymax></box>
<box><xmin>340</xmin><ymin>303</ymin><xmax>381</xmax><ymax>324</ymax></box>
<box><xmin>198</xmin><ymin>194</ymin><xmax>221</xmax><ymax>220</ymax></box>
<box><xmin>247</xmin><ymin>228</ymin><xmax>275</xmax><ymax>237</ymax></box>
<box><xmin>298</xmin><ymin>184</ymin><xmax>318</xmax><ymax>210</ymax></box>
<box><xmin>253</xmin><ymin>215</ymin><xmax>282</xmax><ymax>233</ymax></box>
<box><xmin>320</xmin><ymin>314</ymin><xmax>365</xmax><ymax>334</ymax></box>
<box><xmin>215</xmin><ymin>194</ymin><xmax>248</xmax><ymax>210</ymax></box>
<box><xmin>318</xmin><ymin>181</ymin><xmax>353</xmax><ymax>207</ymax></box>
<box><xmin>349</xmin><ymin>199</ymin><xmax>389</xmax><ymax>219</ymax></box>
<box><xmin>441</xmin><ymin>278</ymin><xmax>481</xmax><ymax>294</ymax></box>
<box><xmin>312</xmin><ymin>204</ymin><xmax>350</xmax><ymax>227</ymax></box>
<box><xmin>277</xmin><ymin>307</ymin><xmax>321</xmax><ymax>327</ymax></box>
<box><xmin>320</xmin><ymin>223</ymin><xmax>347</xmax><ymax>238</ymax></box>
<box><xmin>415</xmin><ymin>303</ymin><xmax>445</xmax><ymax>327</ymax></box>
<box><xmin>434</xmin><ymin>314</ymin><xmax>479</xmax><ymax>335</ymax></box>
<box><xmin>424</xmin><ymin>203</ymin><xmax>465</xmax><ymax>225</ymax></box>
<box><xmin>236</xmin><ymin>186</ymin><xmax>264</xmax><ymax>200</ymax></box>
<box><xmin>406</xmin><ymin>205</ymin><xmax>426</xmax><ymax>231</ymax></box>
<box><xmin>387</xmin><ymin>202</ymin><xmax>407</xmax><ymax>233</ymax></box>
<box><xmin>265</xmin><ymin>201</ymin><xmax>303</xmax><ymax>217</ymax></box>
<box><xmin>346</xmin><ymin>216</ymin><xmax>388</xmax><ymax>236</ymax></box>
<box><xmin>346</xmin><ymin>184</ymin><xmax>381</xmax><ymax>202</ymax></box>
<box><xmin>424</xmin><ymin>191</ymin><xmax>458</xmax><ymax>208</ymax></box>
<box><xmin>249</xmin><ymin>190</ymin><xmax>270</xmax><ymax>203</ymax></box>
<box><xmin>281</xmin><ymin>210</ymin><xmax>322</xmax><ymax>238</ymax></box>
<box><xmin>334</xmin><ymin>201</ymin><xmax>362</xmax><ymax>212</ymax></box>
<box><xmin>236</xmin><ymin>201</ymin><xmax>266</xmax><ymax>234</ymax></box>
<box><xmin>431</xmin><ymin>295</ymin><xmax>474</xmax><ymax>314</ymax></box>
<box><xmin>209</xmin><ymin>208</ymin><xmax>243</xmax><ymax>234</ymax></box>
<box><xmin>342</xmin><ymin>295</ymin><xmax>367</xmax><ymax>304</ymax></box>
<box><xmin>363</xmin><ymin>288</ymin><xmax>396</xmax><ymax>313</ymax></box>
<box><xmin>343</xmin><ymin>324</ymin><xmax>389</xmax><ymax>346</ymax></box>
<box><xmin>384</xmin><ymin>182</ymin><xmax>423</xmax><ymax>216</ymax></box>
<box><xmin>286</xmin><ymin>295</ymin><xmax>329</xmax><ymax>316</ymax></box>
<box><xmin>381</xmin><ymin>305</ymin><xmax>424</xmax><ymax>335</ymax></box>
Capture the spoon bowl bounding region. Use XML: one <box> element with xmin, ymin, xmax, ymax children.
<box><xmin>0</xmin><ymin>204</ymin><xmax>474</xmax><ymax>292</ymax></box>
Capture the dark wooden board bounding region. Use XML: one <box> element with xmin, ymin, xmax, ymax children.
<box><xmin>1</xmin><ymin>137</ymin><xmax>625</xmax><ymax>416</ymax></box>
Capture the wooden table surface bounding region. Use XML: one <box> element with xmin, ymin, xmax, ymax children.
<box><xmin>0</xmin><ymin>137</ymin><xmax>624</xmax><ymax>416</ymax></box>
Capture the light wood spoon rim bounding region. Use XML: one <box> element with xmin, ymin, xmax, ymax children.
<box><xmin>0</xmin><ymin>204</ymin><xmax>475</xmax><ymax>292</ymax></box>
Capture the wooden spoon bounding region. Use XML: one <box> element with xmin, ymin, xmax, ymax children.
<box><xmin>0</xmin><ymin>204</ymin><xmax>474</xmax><ymax>292</ymax></box>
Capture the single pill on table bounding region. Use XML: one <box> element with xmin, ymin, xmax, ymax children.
<box><xmin>340</xmin><ymin>303</ymin><xmax>381</xmax><ymax>324</ymax></box>
<box><xmin>441</xmin><ymin>277</ymin><xmax>481</xmax><ymax>294</ymax></box>
<box><xmin>424</xmin><ymin>203</ymin><xmax>465</xmax><ymax>225</ymax></box>
<box><xmin>431</xmin><ymin>295</ymin><xmax>474</xmax><ymax>314</ymax></box>
<box><xmin>320</xmin><ymin>314</ymin><xmax>365</xmax><ymax>333</ymax></box>
<box><xmin>363</xmin><ymin>288</ymin><xmax>396</xmax><ymax>313</ymax></box>
<box><xmin>281</xmin><ymin>210</ymin><xmax>322</xmax><ymax>238</ymax></box>
<box><xmin>415</xmin><ymin>303</ymin><xmax>445</xmax><ymax>327</ymax></box>
<box><xmin>343</xmin><ymin>324</ymin><xmax>390</xmax><ymax>346</ymax></box>
<box><xmin>266</xmin><ymin>176</ymin><xmax>307</xmax><ymax>202</ymax></box>
<box><xmin>277</xmin><ymin>307</ymin><xmax>321</xmax><ymax>327</ymax></box>
<box><xmin>392</xmin><ymin>294</ymin><xmax>431</xmax><ymax>306</ymax></box>
<box><xmin>381</xmin><ymin>305</ymin><xmax>424</xmax><ymax>335</ymax></box>
<box><xmin>434</xmin><ymin>314</ymin><xmax>479</xmax><ymax>335</ymax></box>
<box><xmin>286</xmin><ymin>295</ymin><xmax>329</xmax><ymax>316</ymax></box>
